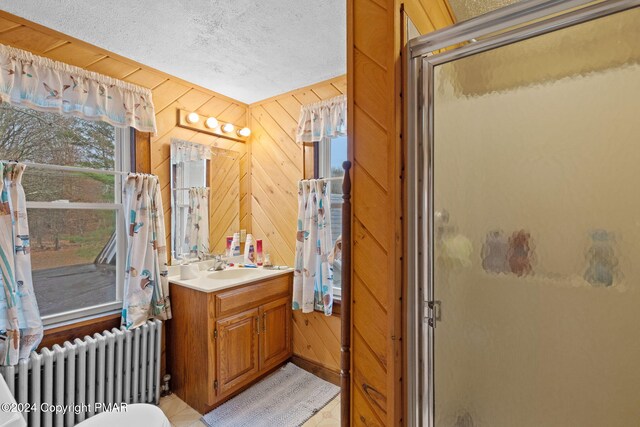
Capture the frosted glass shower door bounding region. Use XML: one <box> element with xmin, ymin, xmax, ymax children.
<box><xmin>428</xmin><ymin>6</ymin><xmax>640</xmax><ymax>427</ymax></box>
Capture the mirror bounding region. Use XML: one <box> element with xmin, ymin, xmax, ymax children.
<box><xmin>209</xmin><ymin>146</ymin><xmax>241</xmax><ymax>255</ymax></box>
<box><xmin>170</xmin><ymin>139</ymin><xmax>240</xmax><ymax>261</ymax></box>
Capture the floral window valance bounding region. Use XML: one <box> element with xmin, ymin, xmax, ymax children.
<box><xmin>0</xmin><ymin>43</ymin><xmax>157</xmax><ymax>133</ymax></box>
<box><xmin>296</xmin><ymin>94</ymin><xmax>346</xmax><ymax>144</ymax></box>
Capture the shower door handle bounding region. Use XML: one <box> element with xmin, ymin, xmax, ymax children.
<box><xmin>425</xmin><ymin>300</ymin><xmax>441</xmax><ymax>327</ymax></box>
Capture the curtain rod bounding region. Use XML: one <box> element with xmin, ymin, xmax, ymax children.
<box><xmin>1</xmin><ymin>160</ymin><xmax>134</xmax><ymax>176</ymax></box>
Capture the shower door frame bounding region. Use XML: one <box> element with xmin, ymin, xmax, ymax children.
<box><xmin>405</xmin><ymin>0</ymin><xmax>640</xmax><ymax>425</ymax></box>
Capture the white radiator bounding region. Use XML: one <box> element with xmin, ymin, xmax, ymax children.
<box><xmin>0</xmin><ymin>319</ymin><xmax>162</xmax><ymax>427</ymax></box>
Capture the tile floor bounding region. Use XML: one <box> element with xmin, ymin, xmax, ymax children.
<box><xmin>158</xmin><ymin>394</ymin><xmax>205</xmax><ymax>427</ymax></box>
<box><xmin>159</xmin><ymin>393</ymin><xmax>340</xmax><ymax>427</ymax></box>
<box><xmin>302</xmin><ymin>395</ymin><xmax>340</xmax><ymax>426</ymax></box>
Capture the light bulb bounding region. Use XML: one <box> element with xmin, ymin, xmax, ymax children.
<box><xmin>186</xmin><ymin>112</ymin><xmax>199</xmax><ymax>124</ymax></box>
<box><xmin>205</xmin><ymin>117</ymin><xmax>219</xmax><ymax>129</ymax></box>
<box><xmin>222</xmin><ymin>123</ymin><xmax>235</xmax><ymax>133</ymax></box>
<box><xmin>237</xmin><ymin>127</ymin><xmax>251</xmax><ymax>137</ymax></box>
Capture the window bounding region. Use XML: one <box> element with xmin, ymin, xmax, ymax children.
<box><xmin>0</xmin><ymin>103</ymin><xmax>130</xmax><ymax>325</ymax></box>
<box><xmin>317</xmin><ymin>135</ymin><xmax>347</xmax><ymax>298</ymax></box>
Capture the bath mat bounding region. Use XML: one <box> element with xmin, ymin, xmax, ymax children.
<box><xmin>201</xmin><ymin>363</ymin><xmax>340</xmax><ymax>427</ymax></box>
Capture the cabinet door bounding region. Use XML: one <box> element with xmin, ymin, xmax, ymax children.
<box><xmin>216</xmin><ymin>307</ymin><xmax>260</xmax><ymax>396</ymax></box>
<box><xmin>260</xmin><ymin>296</ymin><xmax>292</xmax><ymax>370</ymax></box>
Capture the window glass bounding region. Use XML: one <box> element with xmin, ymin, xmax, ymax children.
<box><xmin>318</xmin><ymin>135</ymin><xmax>347</xmax><ymax>293</ymax></box>
<box><xmin>29</xmin><ymin>209</ymin><xmax>117</xmax><ymax>317</ymax></box>
<box><xmin>23</xmin><ymin>169</ymin><xmax>116</xmax><ymax>203</ymax></box>
<box><xmin>0</xmin><ymin>103</ymin><xmax>116</xmax><ymax>169</ymax></box>
<box><xmin>328</xmin><ymin>136</ymin><xmax>346</xmax><ymax>244</ymax></box>
<box><xmin>0</xmin><ymin>102</ymin><xmax>126</xmax><ymax>323</ymax></box>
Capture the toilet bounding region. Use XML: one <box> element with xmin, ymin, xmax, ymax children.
<box><xmin>76</xmin><ymin>404</ymin><xmax>170</xmax><ymax>427</ymax></box>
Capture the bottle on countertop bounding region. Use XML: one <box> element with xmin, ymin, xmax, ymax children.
<box><xmin>231</xmin><ymin>232</ymin><xmax>241</xmax><ymax>256</ymax></box>
<box><xmin>256</xmin><ymin>239</ymin><xmax>264</xmax><ymax>266</ymax></box>
<box><xmin>263</xmin><ymin>253</ymin><xmax>272</xmax><ymax>267</ymax></box>
<box><xmin>225</xmin><ymin>236</ymin><xmax>233</xmax><ymax>257</ymax></box>
<box><xmin>248</xmin><ymin>245</ymin><xmax>255</xmax><ymax>264</ymax></box>
<box><xmin>244</xmin><ymin>234</ymin><xmax>256</xmax><ymax>264</ymax></box>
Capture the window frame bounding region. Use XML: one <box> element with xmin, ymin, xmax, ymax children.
<box><xmin>316</xmin><ymin>136</ymin><xmax>346</xmax><ymax>302</ymax></box>
<box><xmin>317</xmin><ymin>137</ymin><xmax>332</xmax><ymax>180</ymax></box>
<box><xmin>25</xmin><ymin>127</ymin><xmax>130</xmax><ymax>326</ymax></box>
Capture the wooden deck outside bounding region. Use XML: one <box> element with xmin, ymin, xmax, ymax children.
<box><xmin>33</xmin><ymin>263</ymin><xmax>116</xmax><ymax>316</ymax></box>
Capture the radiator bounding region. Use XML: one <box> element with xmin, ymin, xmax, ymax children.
<box><xmin>0</xmin><ymin>319</ymin><xmax>162</xmax><ymax>427</ymax></box>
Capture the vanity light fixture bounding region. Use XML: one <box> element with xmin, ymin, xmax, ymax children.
<box><xmin>178</xmin><ymin>108</ymin><xmax>249</xmax><ymax>142</ymax></box>
<box><xmin>186</xmin><ymin>112</ymin><xmax>200</xmax><ymax>124</ymax></box>
<box><xmin>205</xmin><ymin>117</ymin><xmax>219</xmax><ymax>129</ymax></box>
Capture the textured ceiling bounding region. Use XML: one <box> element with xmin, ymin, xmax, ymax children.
<box><xmin>0</xmin><ymin>1</ymin><xmax>346</xmax><ymax>104</ymax></box>
<box><xmin>447</xmin><ymin>0</ymin><xmax>522</xmax><ymax>22</ymax></box>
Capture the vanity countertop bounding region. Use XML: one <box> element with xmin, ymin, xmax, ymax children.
<box><xmin>168</xmin><ymin>265</ymin><xmax>293</xmax><ymax>293</ymax></box>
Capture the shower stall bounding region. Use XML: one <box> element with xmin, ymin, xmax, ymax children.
<box><xmin>406</xmin><ymin>1</ymin><xmax>640</xmax><ymax>425</ymax></box>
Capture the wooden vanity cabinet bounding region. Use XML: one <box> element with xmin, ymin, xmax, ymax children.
<box><xmin>167</xmin><ymin>273</ymin><xmax>292</xmax><ymax>414</ymax></box>
<box><xmin>260</xmin><ymin>297</ymin><xmax>292</xmax><ymax>370</ymax></box>
<box><xmin>216</xmin><ymin>307</ymin><xmax>261</xmax><ymax>396</ymax></box>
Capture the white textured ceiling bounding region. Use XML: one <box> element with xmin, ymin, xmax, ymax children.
<box><xmin>0</xmin><ymin>0</ymin><xmax>346</xmax><ymax>104</ymax></box>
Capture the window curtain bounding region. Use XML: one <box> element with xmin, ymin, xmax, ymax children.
<box><xmin>0</xmin><ymin>163</ymin><xmax>43</xmax><ymax>365</ymax></box>
<box><xmin>122</xmin><ymin>174</ymin><xmax>171</xmax><ymax>329</ymax></box>
<box><xmin>293</xmin><ymin>180</ymin><xmax>334</xmax><ymax>315</ymax></box>
<box><xmin>0</xmin><ymin>43</ymin><xmax>156</xmax><ymax>133</ymax></box>
<box><xmin>186</xmin><ymin>187</ymin><xmax>210</xmax><ymax>259</ymax></box>
<box><xmin>296</xmin><ymin>94</ymin><xmax>347</xmax><ymax>144</ymax></box>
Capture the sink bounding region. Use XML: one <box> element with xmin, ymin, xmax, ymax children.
<box><xmin>207</xmin><ymin>269</ymin><xmax>261</xmax><ymax>280</ymax></box>
<box><xmin>170</xmin><ymin>265</ymin><xmax>293</xmax><ymax>293</ymax></box>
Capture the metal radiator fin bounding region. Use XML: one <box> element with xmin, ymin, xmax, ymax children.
<box><xmin>0</xmin><ymin>319</ymin><xmax>162</xmax><ymax>427</ymax></box>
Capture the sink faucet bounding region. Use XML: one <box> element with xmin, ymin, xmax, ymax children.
<box><xmin>208</xmin><ymin>255</ymin><xmax>227</xmax><ymax>271</ymax></box>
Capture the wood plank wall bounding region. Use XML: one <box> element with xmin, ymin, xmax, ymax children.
<box><xmin>209</xmin><ymin>149</ymin><xmax>241</xmax><ymax>254</ymax></box>
<box><xmin>0</xmin><ymin>12</ymin><xmax>250</xmax><ymax>374</ymax></box>
<box><xmin>0</xmin><ymin>11</ymin><xmax>251</xmax><ymax>256</ymax></box>
<box><xmin>151</xmin><ymin>93</ymin><xmax>248</xmax><ymax>255</ymax></box>
<box><xmin>248</xmin><ymin>76</ymin><xmax>346</xmax><ymax>374</ymax></box>
<box><xmin>347</xmin><ymin>1</ymin><xmax>454</xmax><ymax>425</ymax></box>
<box><xmin>0</xmin><ymin>10</ymin><xmax>463</xmax><ymax>424</ymax></box>
<box><xmin>0</xmin><ymin>8</ymin><xmax>347</xmax><ymax>383</ymax></box>
<box><xmin>248</xmin><ymin>76</ymin><xmax>345</xmax><ymax>266</ymax></box>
